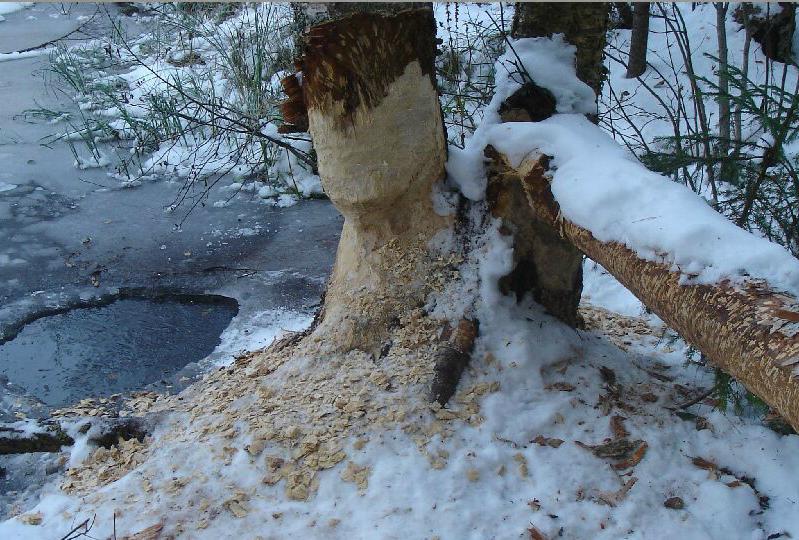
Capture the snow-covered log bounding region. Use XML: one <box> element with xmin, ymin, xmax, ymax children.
<box><xmin>486</xmin><ymin>146</ymin><xmax>799</xmax><ymax>430</ymax></box>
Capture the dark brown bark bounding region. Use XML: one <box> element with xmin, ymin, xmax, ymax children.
<box><xmin>0</xmin><ymin>422</ymin><xmax>73</xmax><ymax>454</ymax></box>
<box><xmin>0</xmin><ymin>417</ymin><xmax>150</xmax><ymax>455</ymax></box>
<box><xmin>429</xmin><ymin>319</ymin><xmax>479</xmax><ymax>406</ymax></box>
<box><xmin>613</xmin><ymin>2</ymin><xmax>634</xmax><ymax>29</ymax></box>
<box><xmin>301</xmin><ymin>9</ymin><xmax>438</xmax><ymax>130</ymax></box>
<box><xmin>625</xmin><ymin>3</ymin><xmax>650</xmax><ymax>78</ymax></box>
<box><xmin>487</xmin><ymin>147</ymin><xmax>799</xmax><ymax>431</ymax></box>
<box><xmin>716</xmin><ymin>2</ymin><xmax>731</xmax><ymax>177</ymax></box>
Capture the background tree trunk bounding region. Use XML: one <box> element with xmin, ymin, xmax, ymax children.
<box><xmin>291</xmin><ymin>5</ymin><xmax>449</xmax><ymax>355</ymax></box>
<box><xmin>486</xmin><ymin>2</ymin><xmax>610</xmax><ymax>327</ymax></box>
<box><xmin>625</xmin><ymin>2</ymin><xmax>650</xmax><ymax>78</ymax></box>
<box><xmin>489</xmin><ymin>148</ymin><xmax>799</xmax><ymax>432</ymax></box>
<box><xmin>512</xmin><ymin>2</ymin><xmax>610</xmax><ymax>97</ymax></box>
<box><xmin>715</xmin><ymin>3</ymin><xmax>732</xmax><ymax>180</ymax></box>
<box><xmin>613</xmin><ymin>2</ymin><xmax>634</xmax><ymax>30</ymax></box>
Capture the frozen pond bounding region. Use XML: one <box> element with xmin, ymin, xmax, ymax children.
<box><xmin>0</xmin><ymin>295</ymin><xmax>238</xmax><ymax>407</ymax></box>
<box><xmin>0</xmin><ymin>3</ymin><xmax>342</xmax><ymax>416</ymax></box>
<box><xmin>0</xmin><ymin>2</ymin><xmax>341</xmax><ymax>519</ymax></box>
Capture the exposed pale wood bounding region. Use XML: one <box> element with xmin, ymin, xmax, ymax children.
<box><xmin>486</xmin><ymin>146</ymin><xmax>799</xmax><ymax>431</ymax></box>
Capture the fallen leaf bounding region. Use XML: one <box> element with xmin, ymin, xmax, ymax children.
<box><xmin>613</xmin><ymin>441</ymin><xmax>648</xmax><ymax>470</ymax></box>
<box><xmin>576</xmin><ymin>438</ymin><xmax>639</xmax><ymax>460</ymax></box>
<box><xmin>533</xmin><ymin>435</ymin><xmax>564</xmax><ymax>448</ymax></box>
<box><xmin>663</xmin><ymin>496</ymin><xmax>685</xmax><ymax>510</ymax></box>
<box><xmin>690</xmin><ymin>456</ymin><xmax>717</xmax><ymax>472</ymax></box>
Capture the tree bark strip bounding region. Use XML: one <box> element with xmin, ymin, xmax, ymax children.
<box><xmin>486</xmin><ymin>147</ymin><xmax>799</xmax><ymax>431</ymax></box>
<box><xmin>0</xmin><ymin>417</ymin><xmax>150</xmax><ymax>455</ymax></box>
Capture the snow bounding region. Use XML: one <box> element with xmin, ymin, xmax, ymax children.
<box><xmin>207</xmin><ymin>307</ymin><xmax>313</xmax><ymax>367</ymax></box>
<box><xmin>73</xmin><ymin>152</ymin><xmax>110</xmax><ymax>170</ymax></box>
<box><xmin>0</xmin><ymin>182</ymin><xmax>17</xmax><ymax>193</ymax></box>
<box><xmin>3</xmin><ymin>209</ymin><xmax>799</xmax><ymax>540</ymax></box>
<box><xmin>0</xmin><ymin>48</ymin><xmax>55</xmax><ymax>63</ymax></box>
<box><xmin>492</xmin><ymin>35</ymin><xmax>596</xmax><ymax>117</ymax></box>
<box><xmin>0</xmin><ymin>3</ymin><xmax>31</xmax><ymax>16</ymax></box>
<box><xmin>582</xmin><ymin>260</ymin><xmax>645</xmax><ymax>318</ymax></box>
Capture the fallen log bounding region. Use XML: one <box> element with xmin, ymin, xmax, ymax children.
<box><xmin>429</xmin><ymin>318</ymin><xmax>479</xmax><ymax>406</ymax></box>
<box><xmin>485</xmin><ymin>146</ymin><xmax>799</xmax><ymax>431</ymax></box>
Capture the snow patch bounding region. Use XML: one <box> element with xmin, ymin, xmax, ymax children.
<box><xmin>207</xmin><ymin>307</ymin><xmax>313</xmax><ymax>367</ymax></box>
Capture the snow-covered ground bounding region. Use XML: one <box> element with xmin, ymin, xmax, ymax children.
<box><xmin>1</xmin><ymin>3</ymin><xmax>798</xmax><ymax>540</ymax></box>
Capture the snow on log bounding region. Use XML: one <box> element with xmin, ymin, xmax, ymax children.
<box><xmin>485</xmin><ymin>145</ymin><xmax>799</xmax><ymax>431</ymax></box>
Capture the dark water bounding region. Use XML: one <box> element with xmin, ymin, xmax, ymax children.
<box><xmin>0</xmin><ymin>297</ymin><xmax>238</xmax><ymax>407</ymax></box>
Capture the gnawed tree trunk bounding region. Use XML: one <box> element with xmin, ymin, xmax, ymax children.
<box><xmin>284</xmin><ymin>6</ymin><xmax>450</xmax><ymax>356</ymax></box>
<box><xmin>486</xmin><ymin>148</ymin><xmax>799</xmax><ymax>431</ymax></box>
<box><xmin>486</xmin><ymin>3</ymin><xmax>609</xmax><ymax>327</ymax></box>
<box><xmin>625</xmin><ymin>2</ymin><xmax>650</xmax><ymax>78</ymax></box>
